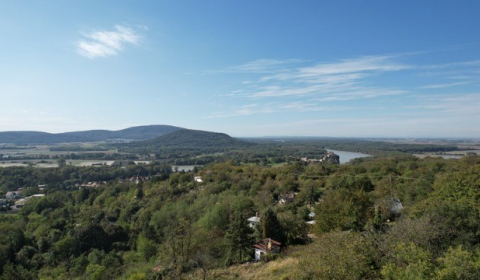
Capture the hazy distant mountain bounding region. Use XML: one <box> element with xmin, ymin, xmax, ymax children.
<box><xmin>144</xmin><ymin>129</ymin><xmax>248</xmax><ymax>148</ymax></box>
<box><xmin>0</xmin><ymin>125</ymin><xmax>182</xmax><ymax>144</ymax></box>
<box><xmin>119</xmin><ymin>128</ymin><xmax>253</xmax><ymax>153</ymax></box>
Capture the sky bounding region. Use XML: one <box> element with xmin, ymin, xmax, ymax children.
<box><xmin>1</xmin><ymin>1</ymin><xmax>480</xmax><ymax>138</ymax></box>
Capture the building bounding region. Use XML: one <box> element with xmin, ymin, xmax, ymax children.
<box><xmin>5</xmin><ymin>191</ymin><xmax>21</xmax><ymax>199</ymax></box>
<box><xmin>15</xmin><ymin>198</ymin><xmax>27</xmax><ymax>209</ymax></box>
<box><xmin>254</xmin><ymin>238</ymin><xmax>282</xmax><ymax>261</ymax></box>
<box><xmin>247</xmin><ymin>213</ymin><xmax>261</xmax><ymax>228</ymax></box>
<box><xmin>300</xmin><ymin>152</ymin><xmax>340</xmax><ymax>164</ymax></box>
<box><xmin>278</xmin><ymin>192</ymin><xmax>296</xmax><ymax>204</ymax></box>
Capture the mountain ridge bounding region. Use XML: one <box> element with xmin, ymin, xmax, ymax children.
<box><xmin>0</xmin><ymin>125</ymin><xmax>182</xmax><ymax>144</ymax></box>
<box><xmin>117</xmin><ymin>128</ymin><xmax>254</xmax><ymax>154</ymax></box>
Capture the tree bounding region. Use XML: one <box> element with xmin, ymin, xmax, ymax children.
<box><xmin>315</xmin><ymin>189</ymin><xmax>372</xmax><ymax>233</ymax></box>
<box><xmin>277</xmin><ymin>212</ymin><xmax>309</xmax><ymax>245</ymax></box>
<box><xmin>296</xmin><ymin>231</ymin><xmax>377</xmax><ymax>279</ymax></box>
<box><xmin>261</xmin><ymin>207</ymin><xmax>284</xmax><ymax>243</ymax></box>
<box><xmin>436</xmin><ymin>245</ymin><xmax>480</xmax><ymax>279</ymax></box>
<box><xmin>380</xmin><ymin>242</ymin><xmax>434</xmax><ymax>280</ymax></box>
<box><xmin>225</xmin><ymin>213</ymin><xmax>255</xmax><ymax>264</ymax></box>
<box><xmin>57</xmin><ymin>158</ymin><xmax>66</xmax><ymax>167</ymax></box>
<box><xmin>137</xmin><ymin>234</ymin><xmax>157</xmax><ymax>261</ymax></box>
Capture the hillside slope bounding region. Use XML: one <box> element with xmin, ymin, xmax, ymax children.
<box><xmin>119</xmin><ymin>129</ymin><xmax>253</xmax><ymax>153</ymax></box>
<box><xmin>0</xmin><ymin>125</ymin><xmax>182</xmax><ymax>144</ymax></box>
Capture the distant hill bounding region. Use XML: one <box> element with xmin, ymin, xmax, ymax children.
<box><xmin>119</xmin><ymin>129</ymin><xmax>253</xmax><ymax>153</ymax></box>
<box><xmin>0</xmin><ymin>125</ymin><xmax>182</xmax><ymax>144</ymax></box>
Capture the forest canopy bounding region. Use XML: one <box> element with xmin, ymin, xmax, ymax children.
<box><xmin>0</xmin><ymin>153</ymin><xmax>479</xmax><ymax>279</ymax></box>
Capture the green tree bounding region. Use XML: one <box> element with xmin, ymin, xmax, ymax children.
<box><xmin>57</xmin><ymin>158</ymin><xmax>66</xmax><ymax>167</ymax></box>
<box><xmin>261</xmin><ymin>207</ymin><xmax>284</xmax><ymax>243</ymax></box>
<box><xmin>137</xmin><ymin>234</ymin><xmax>157</xmax><ymax>261</ymax></box>
<box><xmin>315</xmin><ymin>189</ymin><xmax>372</xmax><ymax>233</ymax></box>
<box><xmin>85</xmin><ymin>264</ymin><xmax>107</xmax><ymax>280</ymax></box>
<box><xmin>381</xmin><ymin>242</ymin><xmax>434</xmax><ymax>280</ymax></box>
<box><xmin>225</xmin><ymin>213</ymin><xmax>255</xmax><ymax>264</ymax></box>
<box><xmin>436</xmin><ymin>246</ymin><xmax>480</xmax><ymax>279</ymax></box>
<box><xmin>296</xmin><ymin>231</ymin><xmax>377</xmax><ymax>279</ymax></box>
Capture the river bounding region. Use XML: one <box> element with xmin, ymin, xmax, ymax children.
<box><xmin>326</xmin><ymin>149</ymin><xmax>372</xmax><ymax>164</ymax></box>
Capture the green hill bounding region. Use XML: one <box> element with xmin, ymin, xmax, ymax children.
<box><xmin>120</xmin><ymin>129</ymin><xmax>253</xmax><ymax>153</ymax></box>
<box><xmin>0</xmin><ymin>125</ymin><xmax>181</xmax><ymax>144</ymax></box>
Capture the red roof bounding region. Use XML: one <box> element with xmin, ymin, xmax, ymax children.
<box><xmin>253</xmin><ymin>238</ymin><xmax>281</xmax><ymax>252</ymax></box>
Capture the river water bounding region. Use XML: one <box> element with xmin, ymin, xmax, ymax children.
<box><xmin>326</xmin><ymin>149</ymin><xmax>372</xmax><ymax>164</ymax></box>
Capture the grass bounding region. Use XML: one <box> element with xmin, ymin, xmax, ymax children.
<box><xmin>184</xmin><ymin>253</ymin><xmax>304</xmax><ymax>279</ymax></box>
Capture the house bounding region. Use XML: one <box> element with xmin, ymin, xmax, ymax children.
<box><xmin>254</xmin><ymin>238</ymin><xmax>282</xmax><ymax>261</ymax></box>
<box><xmin>15</xmin><ymin>198</ymin><xmax>27</xmax><ymax>209</ymax></box>
<box><xmin>388</xmin><ymin>198</ymin><xmax>403</xmax><ymax>215</ymax></box>
<box><xmin>0</xmin><ymin>199</ymin><xmax>7</xmax><ymax>211</ymax></box>
<box><xmin>278</xmin><ymin>192</ymin><xmax>296</xmax><ymax>204</ymax></box>
<box><xmin>247</xmin><ymin>213</ymin><xmax>261</xmax><ymax>228</ymax></box>
<box><xmin>6</xmin><ymin>191</ymin><xmax>20</xmax><ymax>199</ymax></box>
<box><xmin>300</xmin><ymin>152</ymin><xmax>340</xmax><ymax>164</ymax></box>
<box><xmin>306</xmin><ymin>212</ymin><xmax>316</xmax><ymax>225</ymax></box>
<box><xmin>81</xmin><ymin>182</ymin><xmax>102</xmax><ymax>188</ymax></box>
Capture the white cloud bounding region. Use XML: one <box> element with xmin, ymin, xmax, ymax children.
<box><xmin>420</xmin><ymin>81</ymin><xmax>470</xmax><ymax>89</ymax></box>
<box><xmin>76</xmin><ymin>25</ymin><xmax>143</xmax><ymax>58</ymax></box>
<box><xmin>298</xmin><ymin>55</ymin><xmax>409</xmax><ymax>76</ymax></box>
<box><xmin>424</xmin><ymin>60</ymin><xmax>480</xmax><ymax>70</ymax></box>
<box><xmin>208</xmin><ymin>59</ymin><xmax>304</xmax><ymax>74</ymax></box>
<box><xmin>239</xmin><ymin>55</ymin><xmax>409</xmax><ymax>99</ymax></box>
<box><xmin>203</xmin><ymin>101</ymin><xmax>352</xmax><ymax>119</ymax></box>
<box><xmin>412</xmin><ymin>93</ymin><xmax>480</xmax><ymax>116</ymax></box>
<box><xmin>208</xmin><ymin>53</ymin><xmax>480</xmax><ymax>137</ymax></box>
<box><xmin>205</xmin><ymin>55</ymin><xmax>413</xmax><ymax>119</ymax></box>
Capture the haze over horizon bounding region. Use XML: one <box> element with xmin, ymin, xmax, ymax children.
<box><xmin>1</xmin><ymin>1</ymin><xmax>479</xmax><ymax>138</ymax></box>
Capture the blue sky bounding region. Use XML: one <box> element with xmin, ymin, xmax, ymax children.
<box><xmin>1</xmin><ymin>1</ymin><xmax>479</xmax><ymax>138</ymax></box>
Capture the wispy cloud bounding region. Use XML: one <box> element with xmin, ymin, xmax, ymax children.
<box><xmin>241</xmin><ymin>55</ymin><xmax>409</xmax><ymax>99</ymax></box>
<box><xmin>424</xmin><ymin>60</ymin><xmax>480</xmax><ymax>70</ymax></box>
<box><xmin>203</xmin><ymin>101</ymin><xmax>351</xmax><ymax>118</ymax></box>
<box><xmin>298</xmin><ymin>55</ymin><xmax>409</xmax><ymax>76</ymax></box>
<box><xmin>205</xmin><ymin>55</ymin><xmax>413</xmax><ymax>118</ymax></box>
<box><xmin>420</xmin><ymin>81</ymin><xmax>470</xmax><ymax>89</ymax></box>
<box><xmin>76</xmin><ymin>25</ymin><xmax>143</xmax><ymax>58</ymax></box>
<box><xmin>207</xmin><ymin>51</ymin><xmax>480</xmax><ymax>135</ymax></box>
<box><xmin>412</xmin><ymin>93</ymin><xmax>480</xmax><ymax>115</ymax></box>
<box><xmin>208</xmin><ymin>59</ymin><xmax>304</xmax><ymax>74</ymax></box>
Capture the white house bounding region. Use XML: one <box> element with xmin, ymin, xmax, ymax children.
<box><xmin>254</xmin><ymin>238</ymin><xmax>282</xmax><ymax>261</ymax></box>
<box><xmin>247</xmin><ymin>213</ymin><xmax>261</xmax><ymax>228</ymax></box>
<box><xmin>5</xmin><ymin>191</ymin><xmax>20</xmax><ymax>199</ymax></box>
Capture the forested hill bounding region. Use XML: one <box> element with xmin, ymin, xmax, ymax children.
<box><xmin>117</xmin><ymin>129</ymin><xmax>254</xmax><ymax>153</ymax></box>
<box><xmin>0</xmin><ymin>125</ymin><xmax>181</xmax><ymax>144</ymax></box>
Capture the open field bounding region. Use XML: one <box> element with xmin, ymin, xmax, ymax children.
<box><xmin>1</xmin><ymin>143</ymin><xmax>119</xmax><ymax>157</ymax></box>
<box><xmin>413</xmin><ymin>149</ymin><xmax>479</xmax><ymax>159</ymax></box>
<box><xmin>0</xmin><ymin>160</ymin><xmax>153</xmax><ymax>168</ymax></box>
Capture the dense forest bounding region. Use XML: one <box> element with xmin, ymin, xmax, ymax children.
<box><xmin>1</xmin><ymin>153</ymin><xmax>480</xmax><ymax>279</ymax></box>
<box><xmin>246</xmin><ymin>138</ymin><xmax>461</xmax><ymax>155</ymax></box>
